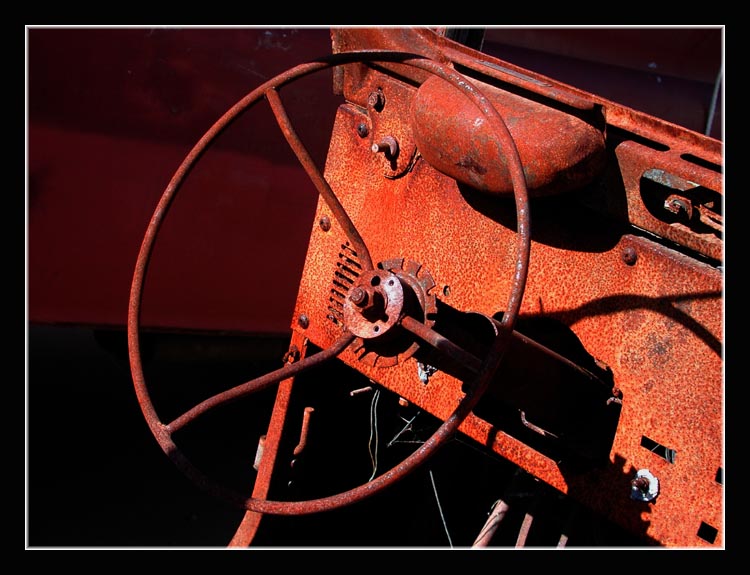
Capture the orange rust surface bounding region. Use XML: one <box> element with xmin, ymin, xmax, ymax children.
<box><xmin>411</xmin><ymin>75</ymin><xmax>606</xmax><ymax>196</ymax></box>
<box><xmin>615</xmin><ymin>140</ymin><xmax>722</xmax><ymax>262</ymax></box>
<box><xmin>292</xmin><ymin>100</ymin><xmax>723</xmax><ymax>546</ymax></box>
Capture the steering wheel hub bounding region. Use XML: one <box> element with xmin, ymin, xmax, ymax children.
<box><xmin>128</xmin><ymin>50</ymin><xmax>530</xmax><ymax>520</ymax></box>
<box><xmin>343</xmin><ymin>269</ymin><xmax>404</xmax><ymax>339</ymax></box>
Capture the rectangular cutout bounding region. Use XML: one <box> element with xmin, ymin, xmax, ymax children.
<box><xmin>716</xmin><ymin>467</ymin><xmax>723</xmax><ymax>485</ymax></box>
<box><xmin>697</xmin><ymin>521</ymin><xmax>718</xmax><ymax>544</ymax></box>
<box><xmin>640</xmin><ymin>435</ymin><xmax>677</xmax><ymax>463</ymax></box>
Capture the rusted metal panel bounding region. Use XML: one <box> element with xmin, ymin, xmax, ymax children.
<box><xmin>28</xmin><ymin>27</ymin><xmax>721</xmax><ymax>333</ymax></box>
<box><xmin>291</xmin><ymin>37</ymin><xmax>722</xmax><ymax>544</ymax></box>
<box><xmin>120</xmin><ymin>27</ymin><xmax>722</xmax><ymax>547</ymax></box>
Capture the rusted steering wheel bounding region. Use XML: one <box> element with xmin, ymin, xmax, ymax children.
<box><xmin>128</xmin><ymin>51</ymin><xmax>531</xmax><ymax>517</ymax></box>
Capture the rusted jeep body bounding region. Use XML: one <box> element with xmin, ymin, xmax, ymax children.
<box><xmin>28</xmin><ymin>26</ymin><xmax>723</xmax><ymax>548</ymax></box>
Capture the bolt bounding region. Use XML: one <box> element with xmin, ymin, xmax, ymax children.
<box><xmin>319</xmin><ymin>215</ymin><xmax>331</xmax><ymax>232</ymax></box>
<box><xmin>630</xmin><ymin>469</ymin><xmax>659</xmax><ymax>502</ymax></box>
<box><xmin>368</xmin><ymin>90</ymin><xmax>385</xmax><ymax>112</ymax></box>
<box><xmin>349</xmin><ymin>286</ymin><xmax>368</xmax><ymax>307</ymax></box>
<box><xmin>632</xmin><ymin>475</ymin><xmax>650</xmax><ymax>493</ymax></box>
<box><xmin>298</xmin><ymin>314</ymin><xmax>309</xmax><ymax>329</ymax></box>
<box><xmin>371</xmin><ymin>135</ymin><xmax>399</xmax><ymax>158</ymax></box>
<box><xmin>665</xmin><ymin>198</ymin><xmax>689</xmax><ymax>214</ymax></box>
<box><xmin>621</xmin><ymin>246</ymin><xmax>637</xmax><ymax>266</ymax></box>
<box><xmin>607</xmin><ymin>386</ymin><xmax>623</xmax><ymax>405</ymax></box>
<box><xmin>356</xmin><ymin>122</ymin><xmax>369</xmax><ymax>138</ymax></box>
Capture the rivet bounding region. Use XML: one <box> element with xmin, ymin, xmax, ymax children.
<box><xmin>298</xmin><ymin>314</ymin><xmax>309</xmax><ymax>329</ymax></box>
<box><xmin>319</xmin><ymin>215</ymin><xmax>331</xmax><ymax>232</ymax></box>
<box><xmin>621</xmin><ymin>247</ymin><xmax>637</xmax><ymax>266</ymax></box>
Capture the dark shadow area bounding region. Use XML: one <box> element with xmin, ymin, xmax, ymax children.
<box><xmin>27</xmin><ymin>323</ymin><xmax>649</xmax><ymax>548</ymax></box>
<box><xmin>457</xmin><ymin>180</ymin><xmax>627</xmax><ymax>255</ymax></box>
<box><xmin>473</xmin><ymin>314</ymin><xmax>621</xmax><ymax>471</ymax></box>
<box><xmin>547</xmin><ymin>291</ymin><xmax>723</xmax><ymax>359</ymax></box>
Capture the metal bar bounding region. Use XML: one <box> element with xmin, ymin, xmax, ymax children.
<box><xmin>227</xmin><ymin>333</ymin><xmax>309</xmax><ymax>547</ymax></box>
<box><xmin>265</xmin><ymin>87</ymin><xmax>374</xmax><ymax>271</ymax></box>
<box><xmin>509</xmin><ymin>328</ymin><xmax>610</xmax><ymax>387</ymax></box>
<box><xmin>557</xmin><ymin>506</ymin><xmax>580</xmax><ymax>548</ymax></box>
<box><xmin>472</xmin><ymin>499</ymin><xmax>510</xmax><ymax>548</ymax></box>
<box><xmin>515</xmin><ymin>512</ymin><xmax>534</xmax><ymax>547</ymax></box>
<box><xmin>293</xmin><ymin>407</ymin><xmax>315</xmax><ymax>457</ymax></box>
<box><xmin>403</xmin><ymin>314</ymin><xmax>609</xmax><ymax>389</ymax></box>
<box><xmin>401</xmin><ymin>315</ymin><xmax>483</xmax><ymax>374</ymax></box>
<box><xmin>166</xmin><ymin>331</ymin><xmax>354</xmax><ymax>434</ymax></box>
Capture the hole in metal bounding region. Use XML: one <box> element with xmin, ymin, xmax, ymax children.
<box><xmin>697</xmin><ymin>521</ymin><xmax>718</xmax><ymax>544</ymax></box>
<box><xmin>640</xmin><ymin>435</ymin><xmax>677</xmax><ymax>463</ymax></box>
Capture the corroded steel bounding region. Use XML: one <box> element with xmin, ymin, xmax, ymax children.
<box><xmin>411</xmin><ymin>75</ymin><xmax>606</xmax><ymax>196</ymax></box>
<box><xmin>292</xmin><ymin>406</ymin><xmax>315</xmax><ymax>457</ymax></box>
<box><xmin>300</xmin><ymin>121</ymin><xmax>722</xmax><ymax>544</ymax></box>
<box><xmin>615</xmin><ymin>141</ymin><xmax>722</xmax><ymax>262</ymax></box>
<box><xmin>342</xmin><ymin>269</ymin><xmax>405</xmax><ymax>339</ymax></box>
<box><xmin>472</xmin><ymin>499</ymin><xmax>510</xmax><ymax>547</ymax></box>
<box><xmin>266</xmin><ymin>87</ymin><xmax>374</xmax><ymax>271</ymax></box>
<box><xmin>228</xmin><ymin>332</ymin><xmax>309</xmax><ymax>547</ymax></box>
<box><xmin>128</xmin><ymin>28</ymin><xmax>722</xmax><ymax>547</ymax></box>
<box><xmin>344</xmin><ymin>259</ymin><xmax>439</xmax><ymax>368</ymax></box>
<box><xmin>129</xmin><ymin>48</ymin><xmax>531</xmax><ymax>518</ymax></box>
<box><xmin>291</xmin><ymin>28</ymin><xmax>722</xmax><ymax>546</ymax></box>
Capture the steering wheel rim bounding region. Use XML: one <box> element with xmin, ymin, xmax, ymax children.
<box><xmin>128</xmin><ymin>50</ymin><xmax>531</xmax><ymax>515</ymax></box>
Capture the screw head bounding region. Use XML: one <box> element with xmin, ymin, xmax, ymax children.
<box><xmin>621</xmin><ymin>246</ymin><xmax>637</xmax><ymax>266</ymax></box>
<box><xmin>356</xmin><ymin>122</ymin><xmax>369</xmax><ymax>138</ymax></box>
<box><xmin>349</xmin><ymin>286</ymin><xmax>368</xmax><ymax>306</ymax></box>
<box><xmin>297</xmin><ymin>314</ymin><xmax>309</xmax><ymax>329</ymax></box>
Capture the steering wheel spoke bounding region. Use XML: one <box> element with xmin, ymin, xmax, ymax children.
<box><xmin>164</xmin><ymin>331</ymin><xmax>355</xmax><ymax>434</ymax></box>
<box><xmin>266</xmin><ymin>86</ymin><xmax>374</xmax><ymax>271</ymax></box>
<box><xmin>128</xmin><ymin>51</ymin><xmax>530</xmax><ymax>523</ymax></box>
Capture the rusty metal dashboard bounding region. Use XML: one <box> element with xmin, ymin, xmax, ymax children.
<box><xmin>126</xmin><ymin>27</ymin><xmax>723</xmax><ymax>547</ymax></box>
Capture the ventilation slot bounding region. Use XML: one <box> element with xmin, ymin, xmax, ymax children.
<box><xmin>327</xmin><ymin>242</ymin><xmax>362</xmax><ymax>325</ymax></box>
<box><xmin>640</xmin><ymin>435</ymin><xmax>676</xmax><ymax>463</ymax></box>
<box><xmin>680</xmin><ymin>153</ymin><xmax>721</xmax><ymax>173</ymax></box>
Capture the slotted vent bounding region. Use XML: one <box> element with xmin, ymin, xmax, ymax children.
<box><xmin>327</xmin><ymin>242</ymin><xmax>362</xmax><ymax>325</ymax></box>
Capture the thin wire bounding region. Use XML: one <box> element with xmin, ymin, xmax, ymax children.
<box><xmin>387</xmin><ymin>413</ymin><xmax>419</xmax><ymax>447</ymax></box>
<box><xmin>429</xmin><ymin>469</ymin><xmax>453</xmax><ymax>548</ymax></box>
<box><xmin>368</xmin><ymin>389</ymin><xmax>381</xmax><ymax>481</ymax></box>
